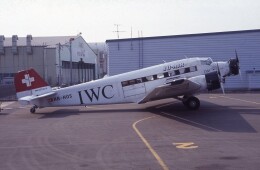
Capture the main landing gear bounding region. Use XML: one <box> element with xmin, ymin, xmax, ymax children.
<box><xmin>182</xmin><ymin>96</ymin><xmax>200</xmax><ymax>110</ymax></box>
<box><xmin>30</xmin><ymin>105</ymin><xmax>38</xmax><ymax>114</ymax></box>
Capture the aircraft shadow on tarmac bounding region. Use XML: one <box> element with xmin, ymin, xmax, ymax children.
<box><xmin>146</xmin><ymin>101</ymin><xmax>258</xmax><ymax>133</ymax></box>
<box><xmin>37</xmin><ymin>108</ymin><xmax>146</xmax><ymax>119</ymax></box>
<box><xmin>37</xmin><ymin>109</ymin><xmax>81</xmax><ymax>118</ymax></box>
<box><xmin>36</xmin><ymin>100</ymin><xmax>258</xmax><ymax>133</ymax></box>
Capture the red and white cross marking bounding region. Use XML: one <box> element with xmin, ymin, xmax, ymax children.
<box><xmin>22</xmin><ymin>74</ymin><xmax>35</xmax><ymax>87</ymax></box>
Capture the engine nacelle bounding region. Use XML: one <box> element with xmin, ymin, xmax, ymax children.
<box><xmin>205</xmin><ymin>71</ymin><xmax>221</xmax><ymax>91</ymax></box>
<box><xmin>188</xmin><ymin>71</ymin><xmax>221</xmax><ymax>91</ymax></box>
<box><xmin>228</xmin><ymin>58</ymin><xmax>239</xmax><ymax>76</ymax></box>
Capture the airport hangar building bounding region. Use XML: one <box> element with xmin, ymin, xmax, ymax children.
<box><xmin>106</xmin><ymin>29</ymin><xmax>260</xmax><ymax>91</ymax></box>
<box><xmin>0</xmin><ymin>35</ymin><xmax>97</xmax><ymax>86</ymax></box>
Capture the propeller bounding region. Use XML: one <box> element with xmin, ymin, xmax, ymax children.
<box><xmin>216</xmin><ymin>62</ymin><xmax>225</xmax><ymax>94</ymax></box>
<box><xmin>235</xmin><ymin>50</ymin><xmax>239</xmax><ymax>63</ymax></box>
<box><xmin>228</xmin><ymin>50</ymin><xmax>240</xmax><ymax>76</ymax></box>
<box><xmin>235</xmin><ymin>50</ymin><xmax>242</xmax><ymax>80</ymax></box>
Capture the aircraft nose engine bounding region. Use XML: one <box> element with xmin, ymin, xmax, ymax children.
<box><xmin>228</xmin><ymin>52</ymin><xmax>240</xmax><ymax>76</ymax></box>
<box><xmin>205</xmin><ymin>71</ymin><xmax>221</xmax><ymax>91</ymax></box>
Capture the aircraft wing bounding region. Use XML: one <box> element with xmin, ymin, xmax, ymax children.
<box><xmin>18</xmin><ymin>91</ymin><xmax>56</xmax><ymax>105</ymax></box>
<box><xmin>138</xmin><ymin>78</ymin><xmax>201</xmax><ymax>104</ymax></box>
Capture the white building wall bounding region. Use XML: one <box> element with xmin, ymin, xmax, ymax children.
<box><xmin>106</xmin><ymin>30</ymin><xmax>260</xmax><ymax>90</ymax></box>
<box><xmin>56</xmin><ymin>36</ymin><xmax>97</xmax><ymax>85</ymax></box>
<box><xmin>1</xmin><ymin>35</ymin><xmax>97</xmax><ymax>87</ymax></box>
<box><xmin>0</xmin><ymin>46</ymin><xmax>45</xmax><ymax>76</ymax></box>
<box><xmin>44</xmin><ymin>47</ymin><xmax>56</xmax><ymax>85</ymax></box>
<box><xmin>57</xmin><ymin>36</ymin><xmax>96</xmax><ymax>64</ymax></box>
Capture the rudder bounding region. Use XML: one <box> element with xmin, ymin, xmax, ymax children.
<box><xmin>14</xmin><ymin>69</ymin><xmax>52</xmax><ymax>99</ymax></box>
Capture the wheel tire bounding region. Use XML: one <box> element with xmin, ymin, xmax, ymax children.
<box><xmin>30</xmin><ymin>107</ymin><xmax>36</xmax><ymax>114</ymax></box>
<box><xmin>186</xmin><ymin>97</ymin><xmax>200</xmax><ymax>110</ymax></box>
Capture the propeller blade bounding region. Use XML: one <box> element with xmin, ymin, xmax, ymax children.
<box><xmin>235</xmin><ymin>50</ymin><xmax>239</xmax><ymax>63</ymax></box>
<box><xmin>221</xmin><ymin>82</ymin><xmax>225</xmax><ymax>95</ymax></box>
<box><xmin>239</xmin><ymin>69</ymin><xmax>242</xmax><ymax>80</ymax></box>
<box><xmin>217</xmin><ymin>62</ymin><xmax>221</xmax><ymax>76</ymax></box>
<box><xmin>235</xmin><ymin>50</ymin><xmax>241</xmax><ymax>79</ymax></box>
<box><xmin>217</xmin><ymin>62</ymin><xmax>225</xmax><ymax>94</ymax></box>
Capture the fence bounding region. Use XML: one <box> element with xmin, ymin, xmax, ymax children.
<box><xmin>0</xmin><ymin>84</ymin><xmax>17</xmax><ymax>101</ymax></box>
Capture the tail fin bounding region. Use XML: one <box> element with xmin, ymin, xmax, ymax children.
<box><xmin>14</xmin><ymin>69</ymin><xmax>52</xmax><ymax>99</ymax></box>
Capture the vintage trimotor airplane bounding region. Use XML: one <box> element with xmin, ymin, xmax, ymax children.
<box><xmin>14</xmin><ymin>54</ymin><xmax>240</xmax><ymax>113</ymax></box>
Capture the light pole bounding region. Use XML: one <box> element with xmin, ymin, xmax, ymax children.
<box><xmin>57</xmin><ymin>43</ymin><xmax>62</xmax><ymax>86</ymax></box>
<box><xmin>69</xmin><ymin>39</ymin><xmax>72</xmax><ymax>85</ymax></box>
<box><xmin>57</xmin><ymin>38</ymin><xmax>74</xmax><ymax>86</ymax></box>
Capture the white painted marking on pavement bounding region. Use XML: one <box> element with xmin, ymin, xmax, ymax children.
<box><xmin>218</xmin><ymin>95</ymin><xmax>260</xmax><ymax>105</ymax></box>
<box><xmin>161</xmin><ymin>112</ymin><xmax>223</xmax><ymax>132</ymax></box>
<box><xmin>1</xmin><ymin>102</ymin><xmax>15</xmax><ymax>108</ymax></box>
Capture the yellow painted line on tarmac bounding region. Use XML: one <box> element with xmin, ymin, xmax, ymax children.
<box><xmin>132</xmin><ymin>116</ymin><xmax>169</xmax><ymax>170</ymax></box>
<box><xmin>217</xmin><ymin>95</ymin><xmax>260</xmax><ymax>105</ymax></box>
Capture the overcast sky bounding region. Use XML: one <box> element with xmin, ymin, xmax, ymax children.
<box><xmin>1</xmin><ymin>0</ymin><xmax>260</xmax><ymax>42</ymax></box>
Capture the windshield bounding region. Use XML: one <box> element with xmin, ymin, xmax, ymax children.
<box><xmin>200</xmin><ymin>58</ymin><xmax>213</xmax><ymax>65</ymax></box>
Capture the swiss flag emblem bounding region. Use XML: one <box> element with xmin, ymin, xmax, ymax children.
<box><xmin>22</xmin><ymin>74</ymin><xmax>35</xmax><ymax>87</ymax></box>
<box><xmin>14</xmin><ymin>69</ymin><xmax>48</xmax><ymax>92</ymax></box>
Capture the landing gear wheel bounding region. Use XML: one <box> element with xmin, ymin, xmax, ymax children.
<box><xmin>183</xmin><ymin>96</ymin><xmax>200</xmax><ymax>110</ymax></box>
<box><xmin>30</xmin><ymin>107</ymin><xmax>36</xmax><ymax>113</ymax></box>
<box><xmin>30</xmin><ymin>105</ymin><xmax>38</xmax><ymax>114</ymax></box>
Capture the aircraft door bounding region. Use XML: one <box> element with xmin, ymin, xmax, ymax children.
<box><xmin>122</xmin><ymin>79</ymin><xmax>146</xmax><ymax>98</ymax></box>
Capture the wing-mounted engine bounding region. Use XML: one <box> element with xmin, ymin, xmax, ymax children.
<box><xmin>188</xmin><ymin>71</ymin><xmax>221</xmax><ymax>92</ymax></box>
<box><xmin>205</xmin><ymin>71</ymin><xmax>221</xmax><ymax>91</ymax></box>
<box><xmin>228</xmin><ymin>53</ymin><xmax>240</xmax><ymax>76</ymax></box>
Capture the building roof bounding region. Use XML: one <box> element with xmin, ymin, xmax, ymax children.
<box><xmin>106</xmin><ymin>29</ymin><xmax>260</xmax><ymax>42</ymax></box>
<box><xmin>2</xmin><ymin>35</ymin><xmax>78</xmax><ymax>47</ymax></box>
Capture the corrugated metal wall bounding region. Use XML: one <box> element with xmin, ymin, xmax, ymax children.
<box><xmin>106</xmin><ymin>30</ymin><xmax>260</xmax><ymax>90</ymax></box>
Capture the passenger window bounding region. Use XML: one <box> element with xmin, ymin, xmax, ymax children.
<box><xmin>157</xmin><ymin>73</ymin><xmax>164</xmax><ymax>79</ymax></box>
<box><xmin>179</xmin><ymin>68</ymin><xmax>185</xmax><ymax>74</ymax></box>
<box><xmin>190</xmin><ymin>66</ymin><xmax>197</xmax><ymax>72</ymax></box>
<box><xmin>121</xmin><ymin>81</ymin><xmax>128</xmax><ymax>87</ymax></box>
<box><xmin>169</xmin><ymin>71</ymin><xmax>175</xmax><ymax>76</ymax></box>
<box><xmin>129</xmin><ymin>79</ymin><xmax>136</xmax><ymax>85</ymax></box>
<box><xmin>164</xmin><ymin>72</ymin><xmax>169</xmax><ymax>77</ymax></box>
<box><xmin>142</xmin><ymin>77</ymin><xmax>148</xmax><ymax>82</ymax></box>
<box><xmin>175</xmin><ymin>70</ymin><xmax>180</xmax><ymax>75</ymax></box>
<box><xmin>136</xmin><ymin>78</ymin><xmax>142</xmax><ymax>83</ymax></box>
<box><xmin>185</xmin><ymin>68</ymin><xmax>190</xmax><ymax>73</ymax></box>
<box><xmin>146</xmin><ymin>75</ymin><xmax>154</xmax><ymax>81</ymax></box>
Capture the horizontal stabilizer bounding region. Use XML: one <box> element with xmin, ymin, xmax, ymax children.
<box><xmin>18</xmin><ymin>91</ymin><xmax>56</xmax><ymax>105</ymax></box>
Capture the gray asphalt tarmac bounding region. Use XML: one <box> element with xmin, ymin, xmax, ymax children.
<box><xmin>0</xmin><ymin>93</ymin><xmax>260</xmax><ymax>170</ymax></box>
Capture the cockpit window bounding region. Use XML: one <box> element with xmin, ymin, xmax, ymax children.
<box><xmin>200</xmin><ymin>58</ymin><xmax>213</xmax><ymax>65</ymax></box>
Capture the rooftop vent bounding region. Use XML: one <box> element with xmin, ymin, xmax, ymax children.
<box><xmin>0</xmin><ymin>35</ymin><xmax>4</xmax><ymax>55</ymax></box>
<box><xmin>26</xmin><ymin>35</ymin><xmax>33</xmax><ymax>54</ymax></box>
<box><xmin>12</xmin><ymin>35</ymin><xmax>18</xmax><ymax>55</ymax></box>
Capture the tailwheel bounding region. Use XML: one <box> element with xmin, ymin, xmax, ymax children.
<box><xmin>183</xmin><ymin>96</ymin><xmax>200</xmax><ymax>110</ymax></box>
<box><xmin>30</xmin><ymin>105</ymin><xmax>38</xmax><ymax>114</ymax></box>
